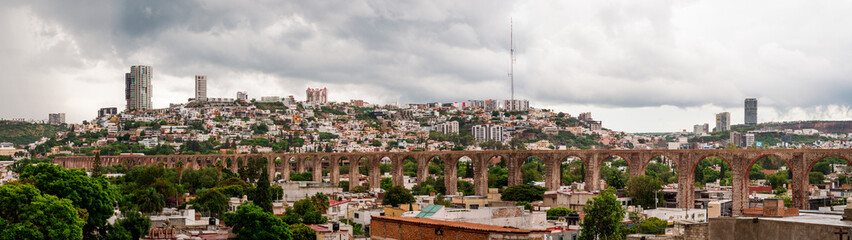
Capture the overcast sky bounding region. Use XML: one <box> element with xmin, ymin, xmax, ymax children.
<box><xmin>2</xmin><ymin>1</ymin><xmax>852</xmax><ymax>132</ymax></box>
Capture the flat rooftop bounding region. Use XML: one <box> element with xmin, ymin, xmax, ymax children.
<box><xmin>737</xmin><ymin>213</ymin><xmax>852</xmax><ymax>227</ymax></box>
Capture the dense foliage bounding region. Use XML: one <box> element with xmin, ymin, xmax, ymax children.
<box><xmin>383</xmin><ymin>186</ymin><xmax>415</xmax><ymax>207</ymax></box>
<box><xmin>579</xmin><ymin>188</ymin><xmax>626</xmax><ymax>240</ymax></box>
<box><xmin>626</xmin><ymin>175</ymin><xmax>663</xmax><ymax>209</ymax></box>
<box><xmin>0</xmin><ymin>183</ymin><xmax>84</xmax><ymax>239</ymax></box>
<box><xmin>21</xmin><ymin>163</ymin><xmax>114</xmax><ymax>236</ymax></box>
<box><xmin>224</xmin><ymin>203</ymin><xmax>293</xmax><ymax>240</ymax></box>
<box><xmin>501</xmin><ymin>185</ymin><xmax>547</xmax><ymax>202</ymax></box>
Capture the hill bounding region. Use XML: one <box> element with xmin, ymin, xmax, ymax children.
<box><xmin>769</xmin><ymin>121</ymin><xmax>852</xmax><ymax>133</ymax></box>
<box><xmin>0</xmin><ymin>121</ymin><xmax>66</xmax><ymax>145</ymax></box>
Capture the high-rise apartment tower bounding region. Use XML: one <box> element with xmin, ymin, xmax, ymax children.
<box><xmin>125</xmin><ymin>65</ymin><xmax>153</xmax><ymax>110</ymax></box>
<box><xmin>744</xmin><ymin>98</ymin><xmax>757</xmax><ymax>126</ymax></box>
<box><xmin>715</xmin><ymin>112</ymin><xmax>731</xmax><ymax>132</ymax></box>
<box><xmin>195</xmin><ymin>75</ymin><xmax>207</xmax><ymax>101</ymax></box>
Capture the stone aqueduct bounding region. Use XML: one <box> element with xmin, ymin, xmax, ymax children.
<box><xmin>55</xmin><ymin>149</ymin><xmax>852</xmax><ymax>216</ymax></box>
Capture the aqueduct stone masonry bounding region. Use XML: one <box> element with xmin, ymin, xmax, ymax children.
<box><xmin>55</xmin><ymin>149</ymin><xmax>852</xmax><ymax>216</ymax></box>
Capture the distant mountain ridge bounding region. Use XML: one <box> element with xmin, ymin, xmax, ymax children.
<box><xmin>0</xmin><ymin>121</ymin><xmax>65</xmax><ymax>145</ymax></box>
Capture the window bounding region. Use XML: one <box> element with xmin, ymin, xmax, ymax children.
<box><xmin>470</xmin><ymin>204</ymin><xmax>479</xmax><ymax>209</ymax></box>
<box><xmin>354</xmin><ymin>213</ymin><xmax>360</xmax><ymax>219</ymax></box>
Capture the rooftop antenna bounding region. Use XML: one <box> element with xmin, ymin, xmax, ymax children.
<box><xmin>508</xmin><ymin>18</ymin><xmax>516</xmax><ymax>106</ymax></box>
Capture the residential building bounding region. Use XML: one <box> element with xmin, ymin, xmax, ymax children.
<box><xmin>194</xmin><ymin>75</ymin><xmax>207</xmax><ymax>101</ymax></box>
<box><xmin>125</xmin><ymin>65</ymin><xmax>153</xmax><ymax>110</ymax></box>
<box><xmin>236</xmin><ymin>91</ymin><xmax>248</xmax><ymax>101</ymax></box>
<box><xmin>715</xmin><ymin>112</ymin><xmax>731</xmax><ymax>132</ymax></box>
<box><xmin>278</xmin><ymin>182</ymin><xmax>341</xmax><ymax>202</ymax></box>
<box><xmin>48</xmin><ymin>113</ymin><xmax>65</xmax><ymax>125</ymax></box>
<box><xmin>0</xmin><ymin>142</ymin><xmax>17</xmax><ymax>156</ymax></box>
<box><xmin>503</xmin><ymin>99</ymin><xmax>530</xmax><ymax>112</ymax></box>
<box><xmin>543</xmin><ymin>191</ymin><xmax>598</xmax><ymax>212</ymax></box>
<box><xmin>98</xmin><ymin>107</ymin><xmax>118</xmax><ymax>118</ymax></box>
<box><xmin>694</xmin><ymin>123</ymin><xmax>709</xmax><ymax>135</ymax></box>
<box><xmin>467</xmin><ymin>99</ymin><xmax>500</xmax><ymax>111</ymax></box>
<box><xmin>745</xmin><ymin>133</ymin><xmax>755</xmax><ymax>147</ymax></box>
<box><xmin>283</xmin><ymin>95</ymin><xmax>297</xmax><ymax>107</ymax></box>
<box><xmin>432</xmin><ymin>121</ymin><xmax>459</xmax><ymax>135</ymax></box>
<box><xmin>260</xmin><ymin>96</ymin><xmax>281</xmax><ymax>102</ymax></box>
<box><xmin>745</xmin><ymin>98</ymin><xmax>758</xmax><ymax>126</ymax></box>
<box><xmin>350</xmin><ymin>99</ymin><xmax>368</xmax><ymax>107</ymax></box>
<box><xmin>307</xmin><ymin>88</ymin><xmax>328</xmax><ymax>104</ymax></box>
<box><xmin>309</xmin><ymin>223</ymin><xmax>351</xmax><ymax>240</ymax></box>
<box><xmin>472</xmin><ymin>124</ymin><xmax>504</xmax><ymax>142</ymax></box>
<box><xmin>730</xmin><ymin>132</ymin><xmax>743</xmax><ymax>147</ymax></box>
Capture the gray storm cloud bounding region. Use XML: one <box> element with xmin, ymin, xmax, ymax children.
<box><xmin>1</xmin><ymin>0</ymin><xmax>851</xmax><ymax>132</ymax></box>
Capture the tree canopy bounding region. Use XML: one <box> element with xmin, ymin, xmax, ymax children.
<box><xmin>0</xmin><ymin>183</ymin><xmax>85</xmax><ymax>240</ymax></box>
<box><xmin>501</xmin><ymin>185</ymin><xmax>547</xmax><ymax>202</ymax></box>
<box><xmin>626</xmin><ymin>175</ymin><xmax>663</xmax><ymax>209</ymax></box>
<box><xmin>20</xmin><ymin>163</ymin><xmax>114</xmax><ymax>236</ymax></box>
<box><xmin>382</xmin><ymin>186</ymin><xmax>415</xmax><ymax>207</ymax></box>
<box><xmin>579</xmin><ymin>188</ymin><xmax>626</xmax><ymax>240</ymax></box>
<box><xmin>224</xmin><ymin>203</ymin><xmax>293</xmax><ymax>240</ymax></box>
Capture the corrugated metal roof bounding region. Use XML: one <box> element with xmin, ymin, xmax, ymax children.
<box><xmin>414</xmin><ymin>204</ymin><xmax>442</xmax><ymax>218</ymax></box>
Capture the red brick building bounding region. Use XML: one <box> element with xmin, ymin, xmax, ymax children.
<box><xmin>370</xmin><ymin>216</ymin><xmax>549</xmax><ymax>240</ymax></box>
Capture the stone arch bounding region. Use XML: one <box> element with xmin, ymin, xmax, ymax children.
<box><xmin>642</xmin><ymin>154</ymin><xmax>679</xmax><ymax>172</ymax></box>
<box><xmin>597</xmin><ymin>153</ymin><xmax>631</xmax><ymax>190</ymax></box>
<box><xmin>802</xmin><ymin>154</ymin><xmax>852</xmax><ymax>210</ymax></box>
<box><xmin>557</xmin><ymin>154</ymin><xmax>587</xmax><ymax>189</ymax></box>
<box><xmin>805</xmin><ymin>154</ymin><xmax>852</xmax><ymax>173</ymax></box>
<box><xmin>598</xmin><ymin>153</ymin><xmax>633</xmax><ymax>170</ymax></box>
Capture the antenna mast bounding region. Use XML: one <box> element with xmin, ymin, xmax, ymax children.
<box><xmin>509</xmin><ymin>18</ymin><xmax>515</xmax><ymax>106</ymax></box>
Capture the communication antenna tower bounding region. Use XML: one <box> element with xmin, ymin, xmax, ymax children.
<box><xmin>508</xmin><ymin>18</ymin><xmax>516</xmax><ymax>106</ymax></box>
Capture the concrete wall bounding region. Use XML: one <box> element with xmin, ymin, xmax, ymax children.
<box><xmin>708</xmin><ymin>217</ymin><xmax>846</xmax><ymax>240</ymax></box>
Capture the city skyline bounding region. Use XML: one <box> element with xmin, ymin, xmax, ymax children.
<box><xmin>2</xmin><ymin>1</ymin><xmax>852</xmax><ymax>132</ymax></box>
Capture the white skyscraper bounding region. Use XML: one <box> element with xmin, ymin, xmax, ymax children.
<box><xmin>195</xmin><ymin>75</ymin><xmax>207</xmax><ymax>101</ymax></box>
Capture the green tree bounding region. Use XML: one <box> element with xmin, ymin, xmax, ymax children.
<box><xmin>116</xmin><ymin>210</ymin><xmax>151</xmax><ymax>240</ymax></box>
<box><xmin>501</xmin><ymin>185</ymin><xmax>547</xmax><ymax>202</ymax></box>
<box><xmin>812</xmin><ymin>161</ymin><xmax>832</xmax><ymax>175</ymax></box>
<box><xmin>606</xmin><ymin>172</ymin><xmax>626</xmax><ymax>189</ymax></box>
<box><xmin>515</xmin><ymin>201</ymin><xmax>533</xmax><ymax>211</ymax></box>
<box><xmin>380</xmin><ymin>177</ymin><xmax>393</xmax><ymax>190</ymax></box>
<box><xmin>255</xmin><ymin>168</ymin><xmax>273</xmax><ymax>213</ymax></box>
<box><xmin>546</xmin><ymin>207</ymin><xmax>576</xmax><ymax>220</ymax></box>
<box><xmin>750</xmin><ymin>164</ymin><xmax>766</xmax><ymax>180</ymax></box>
<box><xmin>579</xmin><ymin>188</ymin><xmax>626</xmax><ymax>240</ymax></box>
<box><xmin>136</xmin><ymin>188</ymin><xmax>165</xmax><ymax>214</ymax></box>
<box><xmin>290</xmin><ymin>223</ymin><xmax>316</xmax><ymax>240</ymax></box>
<box><xmin>626</xmin><ymin>175</ymin><xmax>663</xmax><ymax>209</ymax></box>
<box><xmin>766</xmin><ymin>173</ymin><xmax>788</xmax><ymax>190</ymax></box>
<box><xmin>382</xmin><ymin>185</ymin><xmax>415</xmax><ymax>207</ymax></box>
<box><xmin>311</xmin><ymin>193</ymin><xmax>330</xmax><ymax>214</ymax></box>
<box><xmin>20</xmin><ymin>163</ymin><xmax>113</xmax><ymax>236</ymax></box>
<box><xmin>194</xmin><ymin>189</ymin><xmax>229</xmax><ymax>218</ymax></box>
<box><xmin>637</xmin><ymin>217</ymin><xmax>667</xmax><ymax>234</ymax></box>
<box><xmin>810</xmin><ymin>172</ymin><xmax>825</xmax><ymax>184</ymax></box>
<box><xmin>93</xmin><ymin>151</ymin><xmax>103</xmax><ymax>177</ymax></box>
<box><xmin>291</xmin><ymin>197</ymin><xmax>328</xmax><ymax>224</ymax></box>
<box><xmin>224</xmin><ymin>203</ymin><xmax>293</xmax><ymax>240</ymax></box>
<box><xmin>0</xmin><ymin>183</ymin><xmax>85</xmax><ymax>240</ymax></box>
